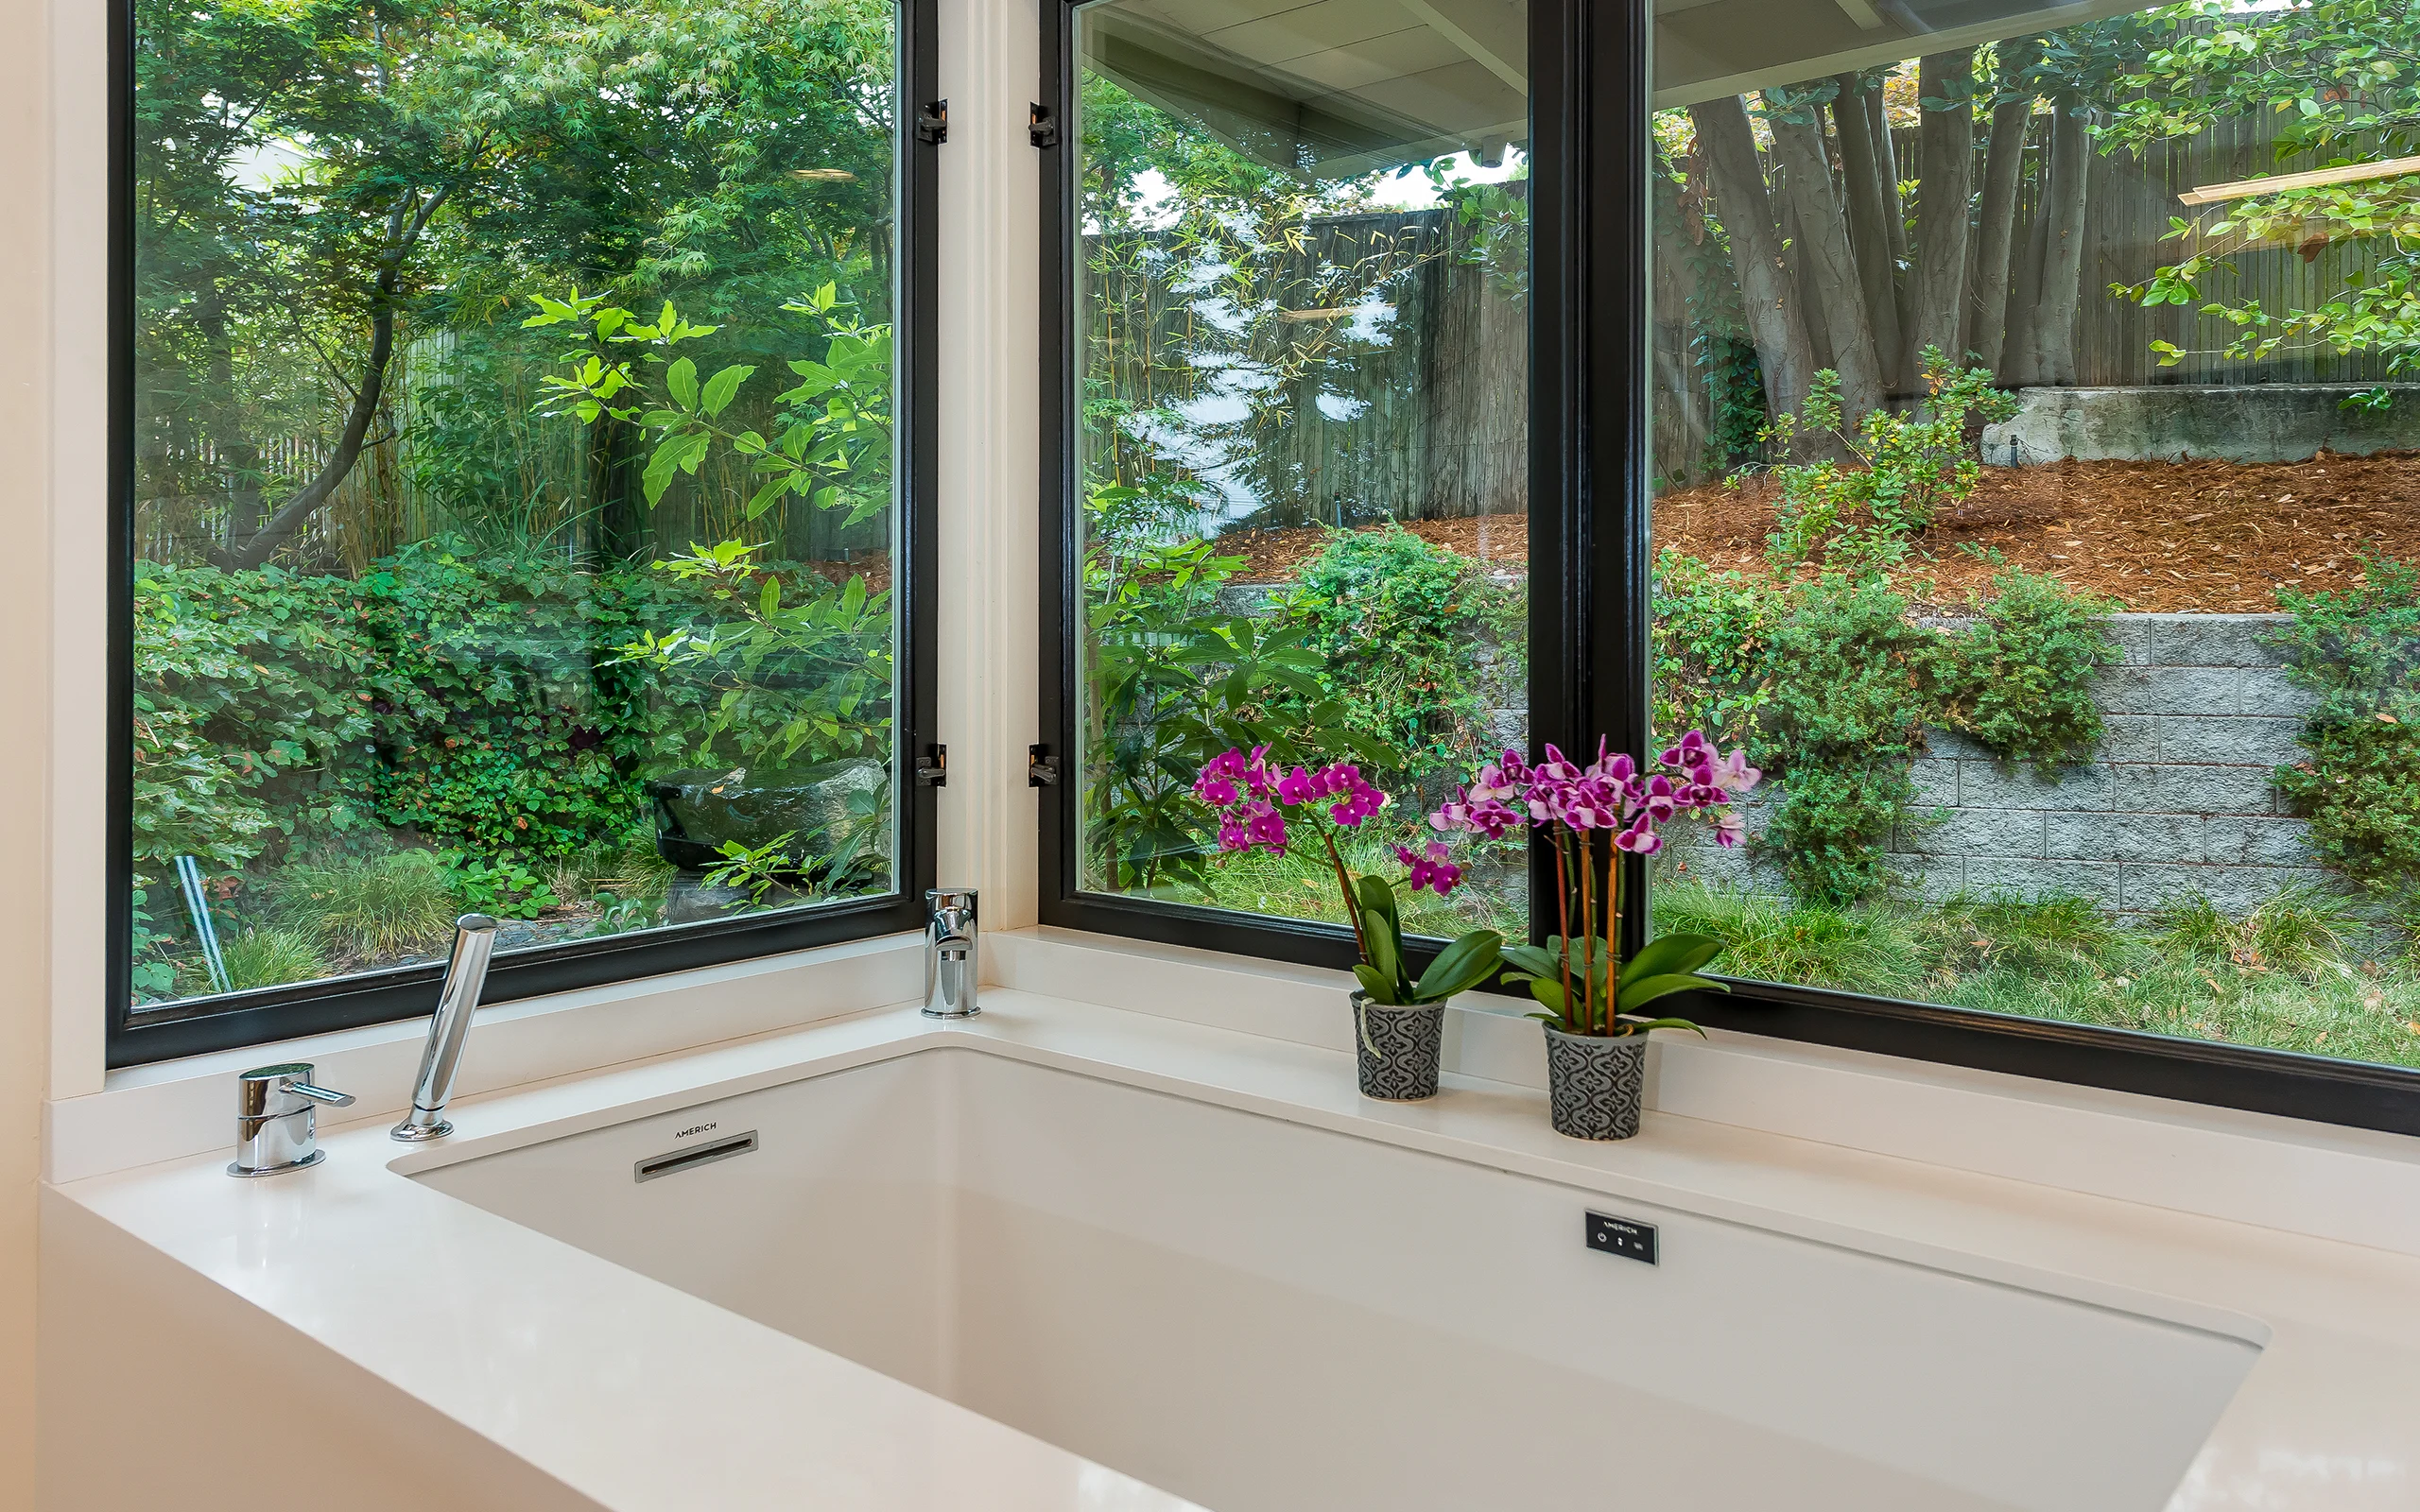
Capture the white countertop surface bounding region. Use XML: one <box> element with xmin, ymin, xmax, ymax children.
<box><xmin>50</xmin><ymin>990</ymin><xmax>2420</xmax><ymax>1511</ymax></box>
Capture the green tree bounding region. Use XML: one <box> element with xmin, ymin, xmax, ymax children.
<box><xmin>2104</xmin><ymin>0</ymin><xmax>2420</xmax><ymax>373</ymax></box>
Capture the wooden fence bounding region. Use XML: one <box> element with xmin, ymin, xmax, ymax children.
<box><xmin>1081</xmin><ymin>206</ymin><xmax>1529</xmax><ymax>529</ymax></box>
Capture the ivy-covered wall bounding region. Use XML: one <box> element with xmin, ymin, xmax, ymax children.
<box><xmin>1668</xmin><ymin>613</ymin><xmax>2326</xmax><ymax>913</ymax></box>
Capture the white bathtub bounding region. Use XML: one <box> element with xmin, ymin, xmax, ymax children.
<box><xmin>415</xmin><ymin>1043</ymin><xmax>2259</xmax><ymax>1512</ymax></box>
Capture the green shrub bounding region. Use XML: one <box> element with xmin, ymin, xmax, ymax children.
<box><xmin>1652</xmin><ymin>561</ymin><xmax>2119</xmax><ymax>908</ymax></box>
<box><xmin>131</xmin><ymin>562</ymin><xmax>376</xmax><ymax>873</ymax></box>
<box><xmin>1759</xmin><ymin>351</ymin><xmax>2020</xmax><ymax>572</ymax></box>
<box><xmin>1937</xmin><ymin>569</ymin><xmax>2122</xmax><ymax>775</ymax></box>
<box><xmin>2271</xmin><ymin>555</ymin><xmax>2420</xmax><ymax>901</ymax></box>
<box><xmin>1292</xmin><ymin>524</ymin><xmax>1523</xmax><ymax>799</ymax></box>
<box><xmin>202</xmin><ymin>928</ymin><xmax>329</xmax><ymax>995</ymax></box>
<box><xmin>445</xmin><ymin>855</ymin><xmax>562</xmax><ymax>919</ymax></box>
<box><xmin>274</xmin><ymin>850</ymin><xmax>462</xmax><ymax>958</ymax></box>
<box><xmin>1754</xmin><ymin>576</ymin><xmax>1942</xmax><ymax>906</ymax></box>
<box><xmin>357</xmin><ymin>541</ymin><xmax>672</xmax><ymax>858</ymax></box>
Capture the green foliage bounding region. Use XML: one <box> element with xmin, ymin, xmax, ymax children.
<box><xmin>617</xmin><ymin>540</ymin><xmax>892</xmax><ymax>772</ymax></box>
<box><xmin>1759</xmin><ymin>352</ymin><xmax>2022</xmax><ymax>572</ymax></box>
<box><xmin>446</xmin><ymin>855</ymin><xmax>562</xmax><ymax>920</ymax></box>
<box><xmin>2104</xmin><ymin>0</ymin><xmax>2420</xmax><ymax>373</ymax></box>
<box><xmin>357</xmin><ymin>541</ymin><xmax>666</xmax><ymax>857</ymax></box>
<box><xmin>526</xmin><ymin>284</ymin><xmax>893</xmax><ymax>525</ymax></box>
<box><xmin>1292</xmin><ymin>525</ymin><xmax>1522</xmax><ymax>799</ymax></box>
<box><xmin>1346</xmin><ymin>869</ymin><xmax>1503</xmax><ymax>1006</ymax></box>
<box><xmin>2271</xmin><ymin>556</ymin><xmax>2420</xmax><ymax>900</ymax></box>
<box><xmin>131</xmin><ymin>563</ymin><xmax>375</xmax><ymax>874</ymax></box>
<box><xmin>1655</xmin><ymin>560</ymin><xmax>2120</xmax><ymax>906</ymax></box>
<box><xmin>211</xmin><ymin>929</ymin><xmax>330</xmax><ymax>996</ymax></box>
<box><xmin>701</xmin><ymin>833</ymin><xmax>799</xmax><ymax>906</ymax></box>
<box><xmin>274</xmin><ymin>850</ymin><xmax>462</xmax><ymax>958</ymax></box>
<box><xmin>1659</xmin><ymin>880</ymin><xmax>2420</xmax><ymax>1069</ymax></box>
<box><xmin>1754</xmin><ymin>576</ymin><xmax>1942</xmax><ymax>906</ymax></box>
<box><xmin>1080</xmin><ymin>484</ymin><xmax>1390</xmax><ymax>894</ymax></box>
<box><xmin>1935</xmin><ymin>570</ymin><xmax>2123</xmax><ymax>775</ymax></box>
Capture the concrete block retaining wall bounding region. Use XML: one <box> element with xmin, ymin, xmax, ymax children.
<box><xmin>1670</xmin><ymin>613</ymin><xmax>2328</xmax><ymax>915</ymax></box>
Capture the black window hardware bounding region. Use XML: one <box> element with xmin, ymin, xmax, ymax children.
<box><xmin>1028</xmin><ymin>744</ymin><xmax>1059</xmax><ymax>787</ymax></box>
<box><xmin>1029</xmin><ymin>102</ymin><xmax>1059</xmax><ymax>148</ymax></box>
<box><xmin>916</xmin><ymin>745</ymin><xmax>948</xmax><ymax>787</ymax></box>
<box><xmin>916</xmin><ymin>98</ymin><xmax>948</xmax><ymax>145</ymax></box>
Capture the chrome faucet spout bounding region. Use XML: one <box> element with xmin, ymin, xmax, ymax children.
<box><xmin>391</xmin><ymin>914</ymin><xmax>500</xmax><ymax>1143</ymax></box>
<box><xmin>924</xmin><ymin>887</ymin><xmax>978</xmax><ymax>1019</ymax></box>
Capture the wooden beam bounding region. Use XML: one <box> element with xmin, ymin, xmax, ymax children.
<box><xmin>2180</xmin><ymin>155</ymin><xmax>2420</xmax><ymax>206</ymax></box>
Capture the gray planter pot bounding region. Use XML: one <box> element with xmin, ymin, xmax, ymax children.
<box><xmin>1542</xmin><ymin>1024</ymin><xmax>1647</xmax><ymax>1140</ymax></box>
<box><xmin>1350</xmin><ymin>993</ymin><xmax>1445</xmax><ymax>1101</ymax></box>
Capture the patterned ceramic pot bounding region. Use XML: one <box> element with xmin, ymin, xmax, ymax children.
<box><xmin>1350</xmin><ymin>993</ymin><xmax>1445</xmax><ymax>1101</ymax></box>
<box><xmin>1542</xmin><ymin>1024</ymin><xmax>1647</xmax><ymax>1140</ymax></box>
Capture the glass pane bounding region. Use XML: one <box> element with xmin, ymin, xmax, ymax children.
<box><xmin>129</xmin><ymin>0</ymin><xmax>902</xmax><ymax>1012</ymax></box>
<box><xmin>1071</xmin><ymin>0</ymin><xmax>1531</xmax><ymax>942</ymax></box>
<box><xmin>1646</xmin><ymin>0</ymin><xmax>2420</xmax><ymax>1069</ymax></box>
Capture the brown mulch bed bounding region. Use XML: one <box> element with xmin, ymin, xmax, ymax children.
<box><xmin>1217</xmin><ymin>514</ymin><xmax>1531</xmax><ymax>583</ymax></box>
<box><xmin>1202</xmin><ymin>455</ymin><xmax>2417</xmax><ymax>610</ymax></box>
<box><xmin>803</xmin><ymin>552</ymin><xmax>892</xmax><ymax>594</ymax></box>
<box><xmin>1655</xmin><ymin>452</ymin><xmax>2420</xmax><ymax>612</ymax></box>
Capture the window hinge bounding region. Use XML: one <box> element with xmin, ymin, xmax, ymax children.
<box><xmin>915</xmin><ymin>99</ymin><xmax>948</xmax><ymax>146</ymax></box>
<box><xmin>916</xmin><ymin>745</ymin><xmax>947</xmax><ymax>787</ymax></box>
<box><xmin>1028</xmin><ymin>744</ymin><xmax>1060</xmax><ymax>787</ymax></box>
<box><xmin>1028</xmin><ymin>102</ymin><xmax>1059</xmax><ymax>149</ymax></box>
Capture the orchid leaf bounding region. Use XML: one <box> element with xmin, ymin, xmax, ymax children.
<box><xmin>1624</xmin><ymin>932</ymin><xmax>1725</xmax><ymax>983</ymax></box>
<box><xmin>1499</xmin><ymin>942</ymin><xmax>1559</xmax><ymax>980</ymax></box>
<box><xmin>1618</xmin><ymin>1015</ymin><xmax>1709</xmax><ymax>1038</ymax></box>
<box><xmin>1412</xmin><ymin>929</ymin><xmax>1503</xmax><ymax>1003</ymax></box>
<box><xmin>1352</xmin><ymin>962</ymin><xmax>1399</xmax><ymax>1005</ymax></box>
<box><xmin>1614</xmin><ymin>971</ymin><xmax>1727</xmax><ymax>1014</ymax></box>
<box><xmin>1359</xmin><ymin>906</ymin><xmax>1402</xmax><ymax>988</ymax></box>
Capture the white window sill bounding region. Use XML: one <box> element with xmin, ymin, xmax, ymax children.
<box><xmin>47</xmin><ymin>919</ymin><xmax>2420</xmax><ymax>1258</ymax></box>
<box><xmin>46</xmin><ymin>931</ymin><xmax>922</xmax><ymax>1184</ymax></box>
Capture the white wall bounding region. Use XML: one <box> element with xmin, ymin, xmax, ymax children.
<box><xmin>1</xmin><ymin>0</ymin><xmax>1042</xmax><ymax>1503</ymax></box>
<box><xmin>0</xmin><ymin>0</ymin><xmax>60</xmax><ymax>1497</ymax></box>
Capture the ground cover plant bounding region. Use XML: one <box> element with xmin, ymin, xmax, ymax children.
<box><xmin>1655</xmin><ymin>882</ymin><xmax>2420</xmax><ymax>1070</ymax></box>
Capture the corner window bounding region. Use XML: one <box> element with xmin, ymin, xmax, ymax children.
<box><xmin>115</xmin><ymin>0</ymin><xmax>938</xmax><ymax>1063</ymax></box>
<box><xmin>1045</xmin><ymin>0</ymin><xmax>2420</xmax><ymax>1137</ymax></box>
<box><xmin>1046</xmin><ymin>0</ymin><xmax>1536</xmax><ymax>951</ymax></box>
<box><xmin>1646</xmin><ymin>0</ymin><xmax>2420</xmax><ymax>1113</ymax></box>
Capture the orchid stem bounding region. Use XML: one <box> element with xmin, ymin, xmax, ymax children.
<box><xmin>1322</xmin><ymin>825</ymin><xmax>1371</xmax><ymax>969</ymax></box>
<box><xmin>1554</xmin><ymin>832</ymin><xmax>1573</xmax><ymax>1032</ymax></box>
<box><xmin>1579</xmin><ymin>830</ymin><xmax>1596</xmax><ymax>1035</ymax></box>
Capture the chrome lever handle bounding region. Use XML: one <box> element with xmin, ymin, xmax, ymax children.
<box><xmin>230</xmin><ymin>1061</ymin><xmax>354</xmax><ymax>1177</ymax></box>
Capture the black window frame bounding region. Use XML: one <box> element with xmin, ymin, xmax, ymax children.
<box><xmin>106</xmin><ymin>0</ymin><xmax>943</xmax><ymax>1068</ymax></box>
<box><xmin>1035</xmin><ymin>0</ymin><xmax>2420</xmax><ymax>1140</ymax></box>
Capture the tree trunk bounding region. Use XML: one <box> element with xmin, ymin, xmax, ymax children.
<box><xmin>1690</xmin><ymin>95</ymin><xmax>1817</xmax><ymax>430</ymax></box>
<box><xmin>1651</xmin><ymin>201</ymin><xmax>1711</xmax><ymax>485</ymax></box>
<box><xmin>1967</xmin><ymin>97</ymin><xmax>2032</xmax><ymax>376</ymax></box>
<box><xmin>1908</xmin><ymin>49</ymin><xmax>1977</xmax><ymax>381</ymax></box>
<box><xmin>195</xmin><ymin>282</ymin><xmax>267</xmax><ymax>558</ymax></box>
<box><xmin>218</xmin><ymin>185</ymin><xmax>453</xmax><ymax>571</ymax></box>
<box><xmin>2001</xmin><ymin>198</ymin><xmax>2050</xmax><ymax>387</ymax></box>
<box><xmin>1833</xmin><ymin>75</ymin><xmax>1905</xmax><ymax>392</ymax></box>
<box><xmin>1764</xmin><ymin>94</ymin><xmax>1882</xmax><ymax>424</ymax></box>
<box><xmin>2027</xmin><ymin>104</ymin><xmax>2092</xmax><ymax>387</ymax></box>
<box><xmin>1865</xmin><ymin>78</ymin><xmax>1915</xmax><ymax>374</ymax></box>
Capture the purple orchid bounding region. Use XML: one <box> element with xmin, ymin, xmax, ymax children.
<box><xmin>1394</xmin><ymin>841</ymin><xmax>1464</xmax><ymax>896</ymax></box>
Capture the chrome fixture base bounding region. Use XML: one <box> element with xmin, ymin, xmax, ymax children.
<box><xmin>227</xmin><ymin>1148</ymin><xmax>324</xmax><ymax>1178</ymax></box>
<box><xmin>389</xmin><ymin>1112</ymin><xmax>456</xmax><ymax>1143</ymax></box>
